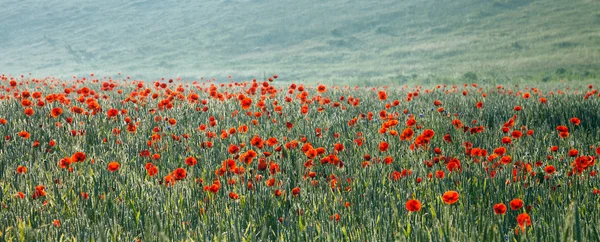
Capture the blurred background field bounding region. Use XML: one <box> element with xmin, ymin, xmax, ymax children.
<box><xmin>1</xmin><ymin>0</ymin><xmax>599</xmax><ymax>84</ymax></box>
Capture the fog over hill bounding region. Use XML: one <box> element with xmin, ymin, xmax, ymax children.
<box><xmin>1</xmin><ymin>0</ymin><xmax>599</xmax><ymax>82</ymax></box>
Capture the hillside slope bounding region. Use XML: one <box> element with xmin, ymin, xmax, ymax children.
<box><xmin>1</xmin><ymin>0</ymin><xmax>599</xmax><ymax>82</ymax></box>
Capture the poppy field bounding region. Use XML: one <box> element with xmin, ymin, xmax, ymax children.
<box><xmin>1</xmin><ymin>74</ymin><xmax>600</xmax><ymax>241</ymax></box>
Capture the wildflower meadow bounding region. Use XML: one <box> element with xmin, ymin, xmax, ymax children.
<box><xmin>0</xmin><ymin>74</ymin><xmax>599</xmax><ymax>241</ymax></box>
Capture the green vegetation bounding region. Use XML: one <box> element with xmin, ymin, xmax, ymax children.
<box><xmin>1</xmin><ymin>79</ymin><xmax>599</xmax><ymax>241</ymax></box>
<box><xmin>1</xmin><ymin>0</ymin><xmax>599</xmax><ymax>82</ymax></box>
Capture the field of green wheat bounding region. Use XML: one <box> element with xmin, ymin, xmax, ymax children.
<box><xmin>0</xmin><ymin>74</ymin><xmax>598</xmax><ymax>241</ymax></box>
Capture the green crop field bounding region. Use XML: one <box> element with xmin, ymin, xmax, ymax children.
<box><xmin>2</xmin><ymin>0</ymin><xmax>600</xmax><ymax>241</ymax></box>
<box><xmin>1</xmin><ymin>0</ymin><xmax>600</xmax><ymax>83</ymax></box>
<box><xmin>0</xmin><ymin>76</ymin><xmax>599</xmax><ymax>241</ymax></box>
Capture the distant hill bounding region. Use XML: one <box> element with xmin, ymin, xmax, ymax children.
<box><xmin>1</xmin><ymin>0</ymin><xmax>599</xmax><ymax>83</ymax></box>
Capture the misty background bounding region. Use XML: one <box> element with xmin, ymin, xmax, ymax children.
<box><xmin>1</xmin><ymin>0</ymin><xmax>599</xmax><ymax>83</ymax></box>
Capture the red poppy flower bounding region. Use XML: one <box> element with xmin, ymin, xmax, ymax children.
<box><xmin>173</xmin><ymin>168</ymin><xmax>187</xmax><ymax>180</ymax></box>
<box><xmin>511</xmin><ymin>130</ymin><xmax>522</xmax><ymax>139</ymax></box>
<box><xmin>510</xmin><ymin>199</ymin><xmax>524</xmax><ymax>210</ymax></box>
<box><xmin>443</xmin><ymin>133</ymin><xmax>452</xmax><ymax>143</ymax></box>
<box><xmin>24</xmin><ymin>108</ymin><xmax>34</xmax><ymax>116</ymax></box>
<box><xmin>379</xmin><ymin>141</ymin><xmax>389</xmax><ymax>152</ymax></box>
<box><xmin>568</xmin><ymin>149</ymin><xmax>578</xmax><ymax>157</ymax></box>
<box><xmin>18</xmin><ymin>131</ymin><xmax>31</xmax><ymax>139</ymax></box>
<box><xmin>544</xmin><ymin>165</ymin><xmax>556</xmax><ymax>174</ymax></box>
<box><xmin>516</xmin><ymin>213</ymin><xmax>531</xmax><ymax>229</ymax></box>
<box><xmin>58</xmin><ymin>157</ymin><xmax>72</xmax><ymax>169</ymax></box>
<box><xmin>107</xmin><ymin>162</ymin><xmax>120</xmax><ymax>172</ymax></box>
<box><xmin>442</xmin><ymin>191</ymin><xmax>459</xmax><ymax>204</ymax></box>
<box><xmin>406</xmin><ymin>199</ymin><xmax>422</xmax><ymax>212</ymax></box>
<box><xmin>21</xmin><ymin>99</ymin><xmax>32</xmax><ymax>107</ymax></box>
<box><xmin>50</xmin><ymin>107</ymin><xmax>63</xmax><ymax>118</ymax></box>
<box><xmin>390</xmin><ymin>171</ymin><xmax>402</xmax><ymax>181</ymax></box>
<box><xmin>106</xmin><ymin>108</ymin><xmax>119</xmax><ymax>118</ymax></box>
<box><xmin>570</xmin><ymin>117</ymin><xmax>581</xmax><ymax>125</ymax></box>
<box><xmin>16</xmin><ymin>165</ymin><xmax>27</xmax><ymax>174</ymax></box>
<box><xmin>301</xmin><ymin>105</ymin><xmax>309</xmax><ymax>115</ymax></box>
<box><xmin>292</xmin><ymin>187</ymin><xmax>301</xmax><ymax>196</ymax></box>
<box><xmin>383</xmin><ymin>156</ymin><xmax>394</xmax><ymax>165</ymax></box>
<box><xmin>435</xmin><ymin>171</ymin><xmax>445</xmax><ymax>179</ymax></box>
<box><xmin>494</xmin><ymin>147</ymin><xmax>506</xmax><ymax>156</ymax></box>
<box><xmin>493</xmin><ymin>203</ymin><xmax>507</xmax><ymax>215</ymax></box>
<box><xmin>556</xmin><ymin>125</ymin><xmax>569</xmax><ymax>133</ymax></box>
<box><xmin>147</xmin><ymin>166</ymin><xmax>158</xmax><ymax>176</ymax></box>
<box><xmin>71</xmin><ymin>152</ymin><xmax>86</xmax><ymax>162</ymax></box>
<box><xmin>251</xmin><ymin>136</ymin><xmax>264</xmax><ymax>149</ymax></box>
<box><xmin>317</xmin><ymin>85</ymin><xmax>327</xmax><ymax>93</ymax></box>
<box><xmin>500</xmin><ymin>155</ymin><xmax>512</xmax><ymax>164</ymax></box>
<box><xmin>241</xmin><ymin>98</ymin><xmax>253</xmax><ymax>110</ymax></box>
<box><xmin>422</xmin><ymin>129</ymin><xmax>435</xmax><ymax>139</ymax></box>
<box><xmin>266</xmin><ymin>137</ymin><xmax>278</xmax><ymax>146</ymax></box>
<box><xmin>165</xmin><ymin>175</ymin><xmax>176</xmax><ymax>187</ymax></box>
<box><xmin>228</xmin><ymin>144</ymin><xmax>240</xmax><ymax>154</ymax></box>
<box><xmin>33</xmin><ymin>185</ymin><xmax>47</xmax><ymax>199</ymax></box>
<box><xmin>185</xmin><ymin>157</ymin><xmax>197</xmax><ymax>166</ymax></box>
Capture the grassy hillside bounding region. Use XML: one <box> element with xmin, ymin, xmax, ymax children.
<box><xmin>1</xmin><ymin>0</ymin><xmax>599</xmax><ymax>83</ymax></box>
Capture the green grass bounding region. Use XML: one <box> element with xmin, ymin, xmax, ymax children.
<box><xmin>0</xmin><ymin>77</ymin><xmax>599</xmax><ymax>241</ymax></box>
<box><xmin>1</xmin><ymin>0</ymin><xmax>599</xmax><ymax>82</ymax></box>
